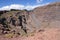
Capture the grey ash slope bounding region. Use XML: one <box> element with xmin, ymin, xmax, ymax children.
<box><xmin>31</xmin><ymin>2</ymin><xmax>60</xmax><ymax>28</ymax></box>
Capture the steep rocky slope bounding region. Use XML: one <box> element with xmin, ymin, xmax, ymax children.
<box><xmin>0</xmin><ymin>10</ymin><xmax>30</xmax><ymax>37</ymax></box>
<box><xmin>0</xmin><ymin>2</ymin><xmax>60</xmax><ymax>38</ymax></box>
<box><xmin>31</xmin><ymin>2</ymin><xmax>60</xmax><ymax>28</ymax></box>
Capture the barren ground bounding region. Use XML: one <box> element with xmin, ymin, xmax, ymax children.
<box><xmin>0</xmin><ymin>28</ymin><xmax>60</xmax><ymax>40</ymax></box>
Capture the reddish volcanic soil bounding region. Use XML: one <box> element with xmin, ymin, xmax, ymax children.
<box><xmin>0</xmin><ymin>28</ymin><xmax>60</xmax><ymax>40</ymax></box>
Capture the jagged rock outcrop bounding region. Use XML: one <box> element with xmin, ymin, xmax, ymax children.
<box><xmin>0</xmin><ymin>10</ymin><xmax>29</xmax><ymax>36</ymax></box>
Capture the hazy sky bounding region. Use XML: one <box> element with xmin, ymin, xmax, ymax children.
<box><xmin>0</xmin><ymin>0</ymin><xmax>59</xmax><ymax>10</ymax></box>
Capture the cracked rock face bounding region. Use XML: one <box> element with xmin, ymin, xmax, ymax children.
<box><xmin>0</xmin><ymin>11</ymin><xmax>29</xmax><ymax>36</ymax></box>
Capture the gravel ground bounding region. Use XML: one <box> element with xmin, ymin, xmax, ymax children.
<box><xmin>0</xmin><ymin>28</ymin><xmax>60</xmax><ymax>40</ymax></box>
